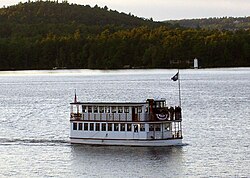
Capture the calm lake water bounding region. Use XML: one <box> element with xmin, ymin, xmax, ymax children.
<box><xmin>0</xmin><ymin>68</ymin><xmax>249</xmax><ymax>177</ymax></box>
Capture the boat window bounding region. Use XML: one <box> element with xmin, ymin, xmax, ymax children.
<box><xmin>140</xmin><ymin>124</ymin><xmax>145</xmax><ymax>131</ymax></box>
<box><xmin>118</xmin><ymin>107</ymin><xmax>123</xmax><ymax>113</ymax></box>
<box><xmin>94</xmin><ymin>106</ymin><xmax>98</xmax><ymax>113</ymax></box>
<box><xmin>99</xmin><ymin>106</ymin><xmax>104</xmax><ymax>113</ymax></box>
<box><xmin>82</xmin><ymin>106</ymin><xmax>87</xmax><ymax>113</ymax></box>
<box><xmin>101</xmin><ymin>123</ymin><xmax>106</xmax><ymax>131</ymax></box>
<box><xmin>138</xmin><ymin>107</ymin><xmax>142</xmax><ymax>113</ymax></box>
<box><xmin>73</xmin><ymin>123</ymin><xmax>77</xmax><ymax>130</ymax></box>
<box><xmin>127</xmin><ymin>124</ymin><xmax>132</xmax><ymax>131</ymax></box>
<box><xmin>134</xmin><ymin>125</ymin><xmax>138</xmax><ymax>132</ymax></box>
<box><xmin>108</xmin><ymin>123</ymin><xmax>112</xmax><ymax>131</ymax></box>
<box><xmin>155</xmin><ymin>124</ymin><xmax>161</xmax><ymax>131</ymax></box>
<box><xmin>160</xmin><ymin>102</ymin><xmax>165</xmax><ymax>108</ymax></box>
<box><xmin>84</xmin><ymin>123</ymin><xmax>88</xmax><ymax>131</ymax></box>
<box><xmin>112</xmin><ymin>106</ymin><xmax>116</xmax><ymax>113</ymax></box>
<box><xmin>114</xmin><ymin>123</ymin><xmax>119</xmax><ymax>131</ymax></box>
<box><xmin>95</xmin><ymin>123</ymin><xmax>100</xmax><ymax>131</ymax></box>
<box><xmin>90</xmin><ymin>123</ymin><xmax>94</xmax><ymax>131</ymax></box>
<box><xmin>78</xmin><ymin>123</ymin><xmax>83</xmax><ymax>130</ymax></box>
<box><xmin>105</xmin><ymin>106</ymin><xmax>110</xmax><ymax>113</ymax></box>
<box><xmin>120</xmin><ymin>124</ymin><xmax>125</xmax><ymax>131</ymax></box>
<box><xmin>155</xmin><ymin>102</ymin><xmax>160</xmax><ymax>108</ymax></box>
<box><xmin>164</xmin><ymin>123</ymin><xmax>170</xmax><ymax>131</ymax></box>
<box><xmin>124</xmin><ymin>107</ymin><xmax>129</xmax><ymax>113</ymax></box>
<box><xmin>149</xmin><ymin>124</ymin><xmax>154</xmax><ymax>131</ymax></box>
<box><xmin>88</xmin><ymin>106</ymin><xmax>92</xmax><ymax>113</ymax></box>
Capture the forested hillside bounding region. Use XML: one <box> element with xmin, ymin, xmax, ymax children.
<box><xmin>0</xmin><ymin>1</ymin><xmax>162</xmax><ymax>38</ymax></box>
<box><xmin>167</xmin><ymin>17</ymin><xmax>250</xmax><ymax>31</ymax></box>
<box><xmin>0</xmin><ymin>1</ymin><xmax>249</xmax><ymax>70</ymax></box>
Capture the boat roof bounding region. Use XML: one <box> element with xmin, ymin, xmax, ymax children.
<box><xmin>70</xmin><ymin>101</ymin><xmax>146</xmax><ymax>106</ymax></box>
<box><xmin>70</xmin><ymin>98</ymin><xmax>167</xmax><ymax>106</ymax></box>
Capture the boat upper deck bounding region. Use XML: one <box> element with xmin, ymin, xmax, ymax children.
<box><xmin>70</xmin><ymin>98</ymin><xmax>182</xmax><ymax>122</ymax></box>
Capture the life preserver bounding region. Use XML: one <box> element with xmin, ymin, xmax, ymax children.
<box><xmin>156</xmin><ymin>112</ymin><xmax>169</xmax><ymax>120</ymax></box>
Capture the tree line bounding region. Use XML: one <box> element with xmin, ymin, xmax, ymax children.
<box><xmin>0</xmin><ymin>26</ymin><xmax>249</xmax><ymax>70</ymax></box>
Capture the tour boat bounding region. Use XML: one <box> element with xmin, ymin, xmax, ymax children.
<box><xmin>70</xmin><ymin>95</ymin><xmax>183</xmax><ymax>146</ymax></box>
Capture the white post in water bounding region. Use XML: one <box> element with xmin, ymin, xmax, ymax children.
<box><xmin>194</xmin><ymin>58</ymin><xmax>198</xmax><ymax>69</ymax></box>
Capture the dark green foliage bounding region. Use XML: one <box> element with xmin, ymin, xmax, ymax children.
<box><xmin>0</xmin><ymin>2</ymin><xmax>249</xmax><ymax>70</ymax></box>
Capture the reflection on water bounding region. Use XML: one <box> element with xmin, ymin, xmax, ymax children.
<box><xmin>70</xmin><ymin>145</ymin><xmax>184</xmax><ymax>177</ymax></box>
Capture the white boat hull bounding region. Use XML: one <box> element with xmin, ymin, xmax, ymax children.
<box><xmin>70</xmin><ymin>138</ymin><xmax>182</xmax><ymax>146</ymax></box>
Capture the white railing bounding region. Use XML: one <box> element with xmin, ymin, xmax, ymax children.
<box><xmin>71</xmin><ymin>113</ymin><xmax>152</xmax><ymax>121</ymax></box>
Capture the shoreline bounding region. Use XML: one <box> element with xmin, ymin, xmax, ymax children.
<box><xmin>0</xmin><ymin>67</ymin><xmax>249</xmax><ymax>76</ymax></box>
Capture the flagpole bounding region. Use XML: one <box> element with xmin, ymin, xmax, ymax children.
<box><xmin>178</xmin><ymin>69</ymin><xmax>181</xmax><ymax>107</ymax></box>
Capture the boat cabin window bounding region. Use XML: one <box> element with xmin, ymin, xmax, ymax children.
<box><xmin>127</xmin><ymin>124</ymin><xmax>132</xmax><ymax>131</ymax></box>
<box><xmin>84</xmin><ymin>123</ymin><xmax>88</xmax><ymax>131</ymax></box>
<box><xmin>154</xmin><ymin>101</ymin><xmax>165</xmax><ymax>109</ymax></box>
<box><xmin>99</xmin><ymin>106</ymin><xmax>104</xmax><ymax>113</ymax></box>
<box><xmin>114</xmin><ymin>123</ymin><xmax>119</xmax><ymax>131</ymax></box>
<box><xmin>155</xmin><ymin>102</ymin><xmax>160</xmax><ymax>108</ymax></box>
<box><xmin>124</xmin><ymin>107</ymin><xmax>129</xmax><ymax>113</ymax></box>
<box><xmin>78</xmin><ymin>123</ymin><xmax>83</xmax><ymax>130</ymax></box>
<box><xmin>88</xmin><ymin>106</ymin><xmax>92</xmax><ymax>113</ymax></box>
<box><xmin>120</xmin><ymin>124</ymin><xmax>125</xmax><ymax>131</ymax></box>
<box><xmin>90</xmin><ymin>123</ymin><xmax>94</xmax><ymax>131</ymax></box>
<box><xmin>155</xmin><ymin>124</ymin><xmax>161</xmax><ymax>131</ymax></box>
<box><xmin>73</xmin><ymin>123</ymin><xmax>77</xmax><ymax>130</ymax></box>
<box><xmin>105</xmin><ymin>106</ymin><xmax>110</xmax><ymax>113</ymax></box>
<box><xmin>160</xmin><ymin>102</ymin><xmax>165</xmax><ymax>108</ymax></box>
<box><xmin>140</xmin><ymin>124</ymin><xmax>145</xmax><ymax>131</ymax></box>
<box><xmin>108</xmin><ymin>123</ymin><xmax>112</xmax><ymax>131</ymax></box>
<box><xmin>138</xmin><ymin>107</ymin><xmax>142</xmax><ymax>113</ymax></box>
<box><xmin>82</xmin><ymin>106</ymin><xmax>87</xmax><ymax>113</ymax></box>
<box><xmin>111</xmin><ymin>106</ymin><xmax>116</xmax><ymax>113</ymax></box>
<box><xmin>102</xmin><ymin>123</ymin><xmax>106</xmax><ymax>131</ymax></box>
<box><xmin>94</xmin><ymin>106</ymin><xmax>98</xmax><ymax>113</ymax></box>
<box><xmin>118</xmin><ymin>107</ymin><xmax>123</xmax><ymax>113</ymax></box>
<box><xmin>164</xmin><ymin>123</ymin><xmax>170</xmax><ymax>131</ymax></box>
<box><xmin>149</xmin><ymin>124</ymin><xmax>154</xmax><ymax>131</ymax></box>
<box><xmin>96</xmin><ymin>123</ymin><xmax>100</xmax><ymax>131</ymax></box>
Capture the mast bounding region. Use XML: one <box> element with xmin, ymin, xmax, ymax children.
<box><xmin>178</xmin><ymin>69</ymin><xmax>181</xmax><ymax>107</ymax></box>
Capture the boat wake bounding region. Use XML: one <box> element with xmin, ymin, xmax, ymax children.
<box><xmin>0</xmin><ymin>137</ymin><xmax>70</xmax><ymax>146</ymax></box>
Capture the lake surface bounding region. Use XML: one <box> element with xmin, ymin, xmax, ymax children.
<box><xmin>0</xmin><ymin>68</ymin><xmax>249</xmax><ymax>177</ymax></box>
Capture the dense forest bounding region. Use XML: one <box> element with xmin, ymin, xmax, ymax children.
<box><xmin>0</xmin><ymin>1</ymin><xmax>249</xmax><ymax>70</ymax></box>
<box><xmin>167</xmin><ymin>17</ymin><xmax>250</xmax><ymax>31</ymax></box>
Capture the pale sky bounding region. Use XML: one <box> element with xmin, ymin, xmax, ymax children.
<box><xmin>0</xmin><ymin>0</ymin><xmax>249</xmax><ymax>21</ymax></box>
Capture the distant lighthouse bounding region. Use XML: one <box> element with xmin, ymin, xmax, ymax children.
<box><xmin>194</xmin><ymin>58</ymin><xmax>198</xmax><ymax>69</ymax></box>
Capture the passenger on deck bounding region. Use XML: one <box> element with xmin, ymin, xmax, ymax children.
<box><xmin>134</xmin><ymin>125</ymin><xmax>138</xmax><ymax>132</ymax></box>
<box><xmin>175</xmin><ymin>106</ymin><xmax>182</xmax><ymax>120</ymax></box>
<box><xmin>169</xmin><ymin>106</ymin><xmax>174</xmax><ymax>120</ymax></box>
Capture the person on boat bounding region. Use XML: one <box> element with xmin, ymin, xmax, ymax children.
<box><xmin>174</xmin><ymin>106</ymin><xmax>182</xmax><ymax>120</ymax></box>
<box><xmin>169</xmin><ymin>106</ymin><xmax>174</xmax><ymax>120</ymax></box>
<box><xmin>134</xmin><ymin>125</ymin><xmax>138</xmax><ymax>132</ymax></box>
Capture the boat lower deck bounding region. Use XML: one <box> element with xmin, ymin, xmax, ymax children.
<box><xmin>70</xmin><ymin>137</ymin><xmax>183</xmax><ymax>146</ymax></box>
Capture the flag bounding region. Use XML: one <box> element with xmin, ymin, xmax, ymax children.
<box><xmin>171</xmin><ymin>72</ymin><xmax>179</xmax><ymax>81</ymax></box>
